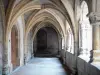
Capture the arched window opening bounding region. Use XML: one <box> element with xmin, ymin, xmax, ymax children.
<box><xmin>62</xmin><ymin>37</ymin><xmax>65</xmax><ymax>50</ymax></box>
<box><xmin>66</xmin><ymin>25</ymin><xmax>74</xmax><ymax>54</ymax></box>
<box><xmin>79</xmin><ymin>1</ymin><xmax>92</xmax><ymax>61</ymax></box>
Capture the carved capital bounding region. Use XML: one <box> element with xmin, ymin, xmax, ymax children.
<box><xmin>88</xmin><ymin>12</ymin><xmax>100</xmax><ymax>25</ymax></box>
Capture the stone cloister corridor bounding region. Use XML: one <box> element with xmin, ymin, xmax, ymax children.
<box><xmin>1</xmin><ymin>0</ymin><xmax>100</xmax><ymax>75</ymax></box>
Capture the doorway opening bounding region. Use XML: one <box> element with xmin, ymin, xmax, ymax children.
<box><xmin>11</xmin><ymin>26</ymin><xmax>20</xmax><ymax>70</ymax></box>
<box><xmin>33</xmin><ymin>27</ymin><xmax>59</xmax><ymax>57</ymax></box>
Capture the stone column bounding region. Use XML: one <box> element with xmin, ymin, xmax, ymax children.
<box><xmin>92</xmin><ymin>25</ymin><xmax>100</xmax><ymax>63</ymax></box>
<box><xmin>78</xmin><ymin>21</ymin><xmax>92</xmax><ymax>62</ymax></box>
<box><xmin>3</xmin><ymin>49</ymin><xmax>9</xmax><ymax>75</ymax></box>
<box><xmin>88</xmin><ymin>12</ymin><xmax>100</xmax><ymax>64</ymax></box>
<box><xmin>24</xmin><ymin>44</ymin><xmax>29</xmax><ymax>64</ymax></box>
<box><xmin>74</xmin><ymin>31</ymin><xmax>79</xmax><ymax>56</ymax></box>
<box><xmin>0</xmin><ymin>3</ymin><xmax>10</xmax><ymax>74</ymax></box>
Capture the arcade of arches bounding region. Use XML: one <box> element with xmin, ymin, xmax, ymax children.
<box><xmin>0</xmin><ymin>0</ymin><xmax>100</xmax><ymax>75</ymax></box>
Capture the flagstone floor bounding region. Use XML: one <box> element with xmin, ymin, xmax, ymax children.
<box><xmin>11</xmin><ymin>57</ymin><xmax>68</xmax><ymax>75</ymax></box>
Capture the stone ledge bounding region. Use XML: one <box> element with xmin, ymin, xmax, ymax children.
<box><xmin>93</xmin><ymin>50</ymin><xmax>100</xmax><ymax>53</ymax></box>
<box><xmin>78</xmin><ymin>54</ymin><xmax>90</xmax><ymax>62</ymax></box>
<box><xmin>91</xmin><ymin>62</ymin><xmax>100</xmax><ymax>70</ymax></box>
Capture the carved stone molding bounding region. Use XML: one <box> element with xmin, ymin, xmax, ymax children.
<box><xmin>88</xmin><ymin>12</ymin><xmax>100</xmax><ymax>25</ymax></box>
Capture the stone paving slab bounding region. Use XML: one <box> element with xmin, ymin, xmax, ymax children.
<box><xmin>11</xmin><ymin>58</ymin><xmax>67</xmax><ymax>75</ymax></box>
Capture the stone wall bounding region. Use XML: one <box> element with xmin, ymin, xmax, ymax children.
<box><xmin>46</xmin><ymin>27</ymin><xmax>59</xmax><ymax>55</ymax></box>
<box><xmin>0</xmin><ymin>3</ymin><xmax>4</xmax><ymax>75</ymax></box>
<box><xmin>60</xmin><ymin>50</ymin><xmax>100</xmax><ymax>75</ymax></box>
<box><xmin>26</xmin><ymin>30</ymin><xmax>33</xmax><ymax>62</ymax></box>
<box><xmin>33</xmin><ymin>36</ymin><xmax>37</xmax><ymax>54</ymax></box>
<box><xmin>77</xmin><ymin>57</ymin><xmax>100</xmax><ymax>75</ymax></box>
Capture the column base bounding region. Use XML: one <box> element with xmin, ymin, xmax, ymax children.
<box><xmin>78</xmin><ymin>54</ymin><xmax>90</xmax><ymax>62</ymax></box>
<box><xmin>91</xmin><ymin>50</ymin><xmax>100</xmax><ymax>70</ymax></box>
<box><xmin>91</xmin><ymin>62</ymin><xmax>100</xmax><ymax>70</ymax></box>
<box><xmin>93</xmin><ymin>50</ymin><xmax>100</xmax><ymax>62</ymax></box>
<box><xmin>78</xmin><ymin>49</ymin><xmax>91</xmax><ymax>62</ymax></box>
<box><xmin>2</xmin><ymin>64</ymin><xmax>10</xmax><ymax>75</ymax></box>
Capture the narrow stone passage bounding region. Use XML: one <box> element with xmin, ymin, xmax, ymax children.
<box><xmin>11</xmin><ymin>58</ymin><xmax>68</xmax><ymax>75</ymax></box>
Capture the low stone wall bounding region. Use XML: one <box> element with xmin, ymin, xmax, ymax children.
<box><xmin>77</xmin><ymin>57</ymin><xmax>100</xmax><ymax>75</ymax></box>
<box><xmin>60</xmin><ymin>50</ymin><xmax>100</xmax><ymax>75</ymax></box>
<box><xmin>65</xmin><ymin>52</ymin><xmax>76</xmax><ymax>75</ymax></box>
<box><xmin>60</xmin><ymin>50</ymin><xmax>76</xmax><ymax>74</ymax></box>
<box><xmin>60</xmin><ymin>49</ymin><xmax>66</xmax><ymax>62</ymax></box>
